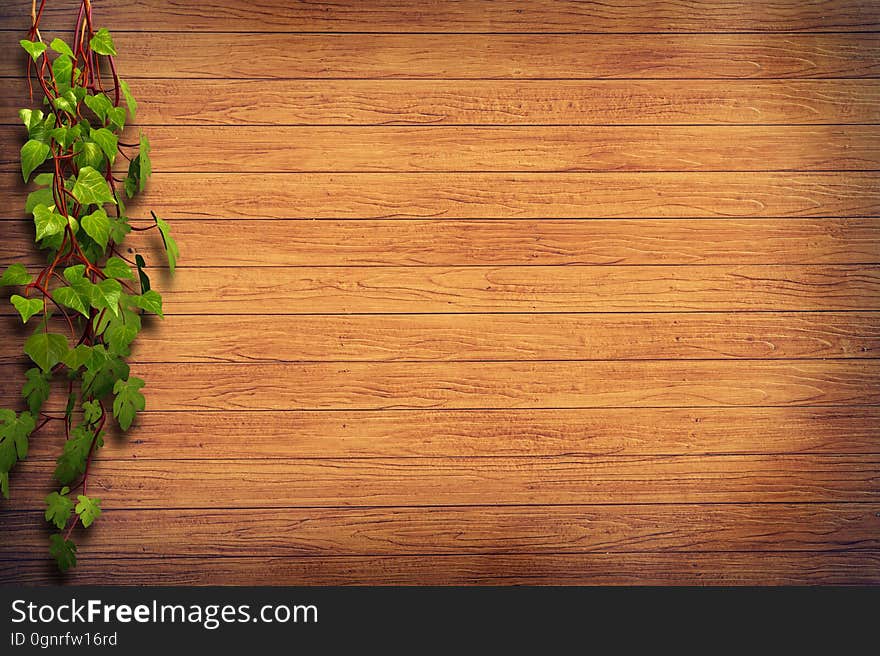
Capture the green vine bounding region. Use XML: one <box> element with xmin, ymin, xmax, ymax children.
<box><xmin>0</xmin><ymin>0</ymin><xmax>177</xmax><ymax>570</ymax></box>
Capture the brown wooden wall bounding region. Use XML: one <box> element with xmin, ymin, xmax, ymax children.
<box><xmin>1</xmin><ymin>0</ymin><xmax>879</xmax><ymax>585</ymax></box>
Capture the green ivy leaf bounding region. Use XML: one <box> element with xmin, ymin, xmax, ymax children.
<box><xmin>103</xmin><ymin>257</ymin><xmax>134</xmax><ymax>280</ymax></box>
<box><xmin>19</xmin><ymin>39</ymin><xmax>46</xmax><ymax>61</ymax></box>
<box><xmin>24</xmin><ymin>332</ymin><xmax>69</xmax><ymax>373</ymax></box>
<box><xmin>0</xmin><ymin>472</ymin><xmax>8</xmax><ymax>499</ymax></box>
<box><xmin>63</xmin><ymin>345</ymin><xmax>93</xmax><ymax>371</ymax></box>
<box><xmin>72</xmin><ymin>166</ymin><xmax>115</xmax><ymax>207</ymax></box>
<box><xmin>139</xmin><ymin>134</ymin><xmax>152</xmax><ymax>191</ymax></box>
<box><xmin>21</xmin><ymin>139</ymin><xmax>50</xmax><ymax>182</ymax></box>
<box><xmin>112</xmin><ymin>376</ymin><xmax>145</xmax><ymax>430</ymax></box>
<box><xmin>49</xmin><ymin>38</ymin><xmax>75</xmax><ymax>58</ymax></box>
<box><xmin>53</xmin><ymin>286</ymin><xmax>88</xmax><ymax>318</ymax></box>
<box><xmin>108</xmin><ymin>215</ymin><xmax>131</xmax><ymax>245</ymax></box>
<box><xmin>0</xmin><ymin>264</ymin><xmax>32</xmax><ymax>286</ymax></box>
<box><xmin>45</xmin><ymin>487</ymin><xmax>74</xmax><ymax>529</ymax></box>
<box><xmin>26</xmin><ymin>188</ymin><xmax>54</xmax><ymax>215</ymax></box>
<box><xmin>119</xmin><ymin>80</ymin><xmax>137</xmax><ymax>119</ymax></box>
<box><xmin>74</xmin><ymin>141</ymin><xmax>105</xmax><ymax>172</ymax></box>
<box><xmin>125</xmin><ymin>155</ymin><xmax>140</xmax><ymax>198</ymax></box>
<box><xmin>1</xmin><ymin>411</ymin><xmax>35</xmax><ymax>464</ymax></box>
<box><xmin>153</xmin><ymin>214</ymin><xmax>178</xmax><ymax>274</ymax></box>
<box><xmin>89</xmin><ymin>28</ymin><xmax>117</xmax><ymax>56</ymax></box>
<box><xmin>75</xmin><ymin>494</ymin><xmax>102</xmax><ymax>528</ymax></box>
<box><xmin>134</xmin><ymin>254</ymin><xmax>151</xmax><ymax>293</ymax></box>
<box><xmin>89</xmin><ymin>278</ymin><xmax>122</xmax><ymax>317</ymax></box>
<box><xmin>52</xmin><ymin>54</ymin><xmax>73</xmax><ymax>91</ymax></box>
<box><xmin>129</xmin><ymin>290</ymin><xmax>163</xmax><ymax>318</ymax></box>
<box><xmin>33</xmin><ymin>172</ymin><xmax>54</xmax><ymax>186</ymax></box>
<box><xmin>54</xmin><ymin>424</ymin><xmax>97</xmax><ymax>484</ymax></box>
<box><xmin>83</xmin><ymin>347</ymin><xmax>129</xmax><ymax>398</ymax></box>
<box><xmin>82</xmin><ymin>400</ymin><xmax>103</xmax><ymax>425</ymax></box>
<box><xmin>83</xmin><ymin>93</ymin><xmax>112</xmax><ymax>122</ymax></box>
<box><xmin>104</xmin><ymin>307</ymin><xmax>141</xmax><ymax>356</ymax></box>
<box><xmin>81</xmin><ymin>208</ymin><xmax>110</xmax><ymax>250</ymax></box>
<box><xmin>22</xmin><ymin>368</ymin><xmax>51</xmax><ymax>415</ymax></box>
<box><xmin>107</xmin><ymin>106</ymin><xmax>126</xmax><ymax>131</ymax></box>
<box><xmin>33</xmin><ymin>204</ymin><xmax>68</xmax><ymax>241</ymax></box>
<box><xmin>90</xmin><ymin>127</ymin><xmax>118</xmax><ymax>165</ymax></box>
<box><xmin>10</xmin><ymin>295</ymin><xmax>43</xmax><ymax>323</ymax></box>
<box><xmin>49</xmin><ymin>533</ymin><xmax>77</xmax><ymax>571</ymax></box>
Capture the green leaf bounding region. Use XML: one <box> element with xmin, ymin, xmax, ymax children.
<box><xmin>49</xmin><ymin>533</ymin><xmax>77</xmax><ymax>571</ymax></box>
<box><xmin>139</xmin><ymin>134</ymin><xmax>152</xmax><ymax>191</ymax></box>
<box><xmin>52</xmin><ymin>54</ymin><xmax>73</xmax><ymax>91</ymax></box>
<box><xmin>82</xmin><ymin>400</ymin><xmax>103</xmax><ymax>425</ymax></box>
<box><xmin>26</xmin><ymin>188</ymin><xmax>54</xmax><ymax>215</ymax></box>
<box><xmin>1</xmin><ymin>411</ymin><xmax>35</xmax><ymax>465</ymax></box>
<box><xmin>153</xmin><ymin>214</ymin><xmax>178</xmax><ymax>274</ymax></box>
<box><xmin>134</xmin><ymin>254</ymin><xmax>151</xmax><ymax>293</ymax></box>
<box><xmin>104</xmin><ymin>307</ymin><xmax>141</xmax><ymax>356</ymax></box>
<box><xmin>89</xmin><ymin>28</ymin><xmax>117</xmax><ymax>56</ymax></box>
<box><xmin>0</xmin><ymin>264</ymin><xmax>32</xmax><ymax>286</ymax></box>
<box><xmin>33</xmin><ymin>204</ymin><xmax>68</xmax><ymax>241</ymax></box>
<box><xmin>89</xmin><ymin>278</ymin><xmax>122</xmax><ymax>317</ymax></box>
<box><xmin>83</xmin><ymin>347</ymin><xmax>129</xmax><ymax>398</ymax></box>
<box><xmin>0</xmin><ymin>472</ymin><xmax>8</xmax><ymax>499</ymax></box>
<box><xmin>22</xmin><ymin>368</ymin><xmax>51</xmax><ymax>415</ymax></box>
<box><xmin>129</xmin><ymin>290</ymin><xmax>163</xmax><ymax>318</ymax></box>
<box><xmin>53</xmin><ymin>286</ymin><xmax>88</xmax><ymax>318</ymax></box>
<box><xmin>10</xmin><ymin>295</ymin><xmax>43</xmax><ymax>323</ymax></box>
<box><xmin>21</xmin><ymin>139</ymin><xmax>50</xmax><ymax>182</ymax></box>
<box><xmin>75</xmin><ymin>494</ymin><xmax>102</xmax><ymax>528</ymax></box>
<box><xmin>33</xmin><ymin>172</ymin><xmax>54</xmax><ymax>186</ymax></box>
<box><xmin>24</xmin><ymin>332</ymin><xmax>69</xmax><ymax>373</ymax></box>
<box><xmin>103</xmin><ymin>257</ymin><xmax>134</xmax><ymax>280</ymax></box>
<box><xmin>74</xmin><ymin>141</ymin><xmax>105</xmax><ymax>171</ymax></box>
<box><xmin>119</xmin><ymin>79</ymin><xmax>137</xmax><ymax>119</ymax></box>
<box><xmin>45</xmin><ymin>487</ymin><xmax>74</xmax><ymax>530</ymax></box>
<box><xmin>19</xmin><ymin>108</ymin><xmax>43</xmax><ymax>130</ymax></box>
<box><xmin>83</xmin><ymin>93</ymin><xmax>112</xmax><ymax>122</ymax></box>
<box><xmin>63</xmin><ymin>345</ymin><xmax>93</xmax><ymax>371</ymax></box>
<box><xmin>72</xmin><ymin>166</ymin><xmax>115</xmax><ymax>206</ymax></box>
<box><xmin>107</xmin><ymin>106</ymin><xmax>126</xmax><ymax>131</ymax></box>
<box><xmin>113</xmin><ymin>377</ymin><xmax>145</xmax><ymax>430</ymax></box>
<box><xmin>49</xmin><ymin>38</ymin><xmax>74</xmax><ymax>58</ymax></box>
<box><xmin>90</xmin><ymin>127</ymin><xmax>117</xmax><ymax>165</ymax></box>
<box><xmin>54</xmin><ymin>424</ymin><xmax>96</xmax><ymax>484</ymax></box>
<box><xmin>81</xmin><ymin>208</ymin><xmax>110</xmax><ymax>250</ymax></box>
<box><xmin>20</xmin><ymin>39</ymin><xmax>46</xmax><ymax>61</ymax></box>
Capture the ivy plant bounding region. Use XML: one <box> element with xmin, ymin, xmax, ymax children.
<box><xmin>1</xmin><ymin>0</ymin><xmax>177</xmax><ymax>570</ymax></box>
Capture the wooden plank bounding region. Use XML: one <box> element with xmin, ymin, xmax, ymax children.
<box><xmin>5</xmin><ymin>173</ymin><xmax>880</xmax><ymax>219</ymax></box>
<box><xmin>3</xmin><ymin>264</ymin><xmax>876</xmax><ymax>314</ymax></box>
<box><xmin>6</xmin><ymin>126</ymin><xmax>880</xmax><ymax>173</ymax></box>
<box><xmin>4</xmin><ymin>218</ymin><xmax>880</xmax><ymax>267</ymax></box>
<box><xmin>2</xmin><ymin>360</ymin><xmax>878</xmax><ymax>410</ymax></box>
<box><xmin>4</xmin><ymin>33</ymin><xmax>880</xmax><ymax>79</ymax></box>
<box><xmin>21</xmin><ymin>406</ymin><xmax>880</xmax><ymax>460</ymax></box>
<box><xmin>5</xmin><ymin>552</ymin><xmax>876</xmax><ymax>585</ymax></box>
<box><xmin>3</xmin><ymin>504</ymin><xmax>878</xmax><ymax>557</ymax></box>
<box><xmin>4</xmin><ymin>312</ymin><xmax>878</xmax><ymax>363</ymax></box>
<box><xmin>2</xmin><ymin>1</ymin><xmax>877</xmax><ymax>33</ymax></box>
<box><xmin>4</xmin><ymin>80</ymin><xmax>879</xmax><ymax>126</ymax></box>
<box><xmin>5</xmin><ymin>455</ymin><xmax>878</xmax><ymax>509</ymax></box>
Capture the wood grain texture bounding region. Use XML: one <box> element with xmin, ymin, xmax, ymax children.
<box><xmin>5</xmin><ymin>172</ymin><xmax>880</xmax><ymax>219</ymax></box>
<box><xmin>5</xmin><ymin>455</ymin><xmax>878</xmax><ymax>509</ymax></box>
<box><xmin>3</xmin><ymin>504</ymin><xmax>878</xmax><ymax>557</ymax></box>
<box><xmin>6</xmin><ymin>552</ymin><xmax>878</xmax><ymax>585</ymax></box>
<box><xmin>3</xmin><ymin>360</ymin><xmax>878</xmax><ymax>411</ymax></box>
<box><xmin>2</xmin><ymin>1</ymin><xmax>877</xmax><ymax>33</ymax></box>
<box><xmin>7</xmin><ymin>126</ymin><xmax>880</xmax><ymax>172</ymax></box>
<box><xmin>5</xmin><ymin>33</ymin><xmax>880</xmax><ymax>79</ymax></box>
<box><xmin>4</xmin><ymin>218</ymin><xmax>880</xmax><ymax>266</ymax></box>
<box><xmin>3</xmin><ymin>80</ymin><xmax>879</xmax><ymax>126</ymax></box>
<box><xmin>4</xmin><ymin>312</ymin><xmax>878</xmax><ymax>363</ymax></box>
<box><xmin>21</xmin><ymin>406</ymin><xmax>880</xmax><ymax>460</ymax></box>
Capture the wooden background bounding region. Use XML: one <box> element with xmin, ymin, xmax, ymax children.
<box><xmin>1</xmin><ymin>0</ymin><xmax>879</xmax><ymax>584</ymax></box>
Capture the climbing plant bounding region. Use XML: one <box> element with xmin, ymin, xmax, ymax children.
<box><xmin>0</xmin><ymin>0</ymin><xmax>176</xmax><ymax>570</ymax></box>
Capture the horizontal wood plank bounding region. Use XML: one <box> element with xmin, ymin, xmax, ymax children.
<box><xmin>6</xmin><ymin>126</ymin><xmax>880</xmax><ymax>172</ymax></box>
<box><xmin>4</xmin><ymin>218</ymin><xmax>880</xmax><ymax>266</ymax></box>
<box><xmin>2</xmin><ymin>360</ymin><xmax>879</xmax><ymax>410</ymax></box>
<box><xmin>3</xmin><ymin>504</ymin><xmax>877</xmax><ymax>557</ymax></box>
<box><xmin>5</xmin><ymin>552</ymin><xmax>877</xmax><ymax>585</ymax></box>
<box><xmin>5</xmin><ymin>455</ymin><xmax>878</xmax><ymax>509</ymax></box>
<box><xmin>3</xmin><ymin>312</ymin><xmax>877</xmax><ymax>363</ymax></box>
<box><xmin>4</xmin><ymin>33</ymin><xmax>880</xmax><ymax>79</ymax></box>
<box><xmin>5</xmin><ymin>173</ymin><xmax>880</xmax><ymax>220</ymax></box>
<box><xmin>21</xmin><ymin>406</ymin><xmax>880</xmax><ymax>460</ymax></box>
<box><xmin>2</xmin><ymin>264</ymin><xmax>875</xmax><ymax>314</ymax></box>
<box><xmin>2</xmin><ymin>1</ymin><xmax>877</xmax><ymax>33</ymax></box>
<box><xmin>4</xmin><ymin>80</ymin><xmax>879</xmax><ymax>126</ymax></box>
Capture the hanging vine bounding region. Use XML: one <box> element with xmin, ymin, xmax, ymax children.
<box><xmin>0</xmin><ymin>0</ymin><xmax>176</xmax><ymax>570</ymax></box>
